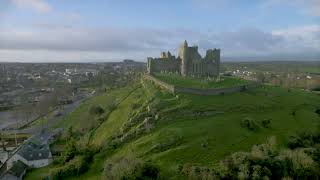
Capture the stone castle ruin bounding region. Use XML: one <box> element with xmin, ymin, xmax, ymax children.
<box><xmin>147</xmin><ymin>40</ymin><xmax>220</xmax><ymax>77</ymax></box>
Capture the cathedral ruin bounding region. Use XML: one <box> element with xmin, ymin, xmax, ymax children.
<box><xmin>147</xmin><ymin>40</ymin><xmax>220</xmax><ymax>77</ymax></box>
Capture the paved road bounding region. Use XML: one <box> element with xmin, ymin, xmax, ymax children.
<box><xmin>2</xmin><ymin>92</ymin><xmax>94</xmax><ymax>134</ymax></box>
<box><xmin>0</xmin><ymin>111</ymin><xmax>39</xmax><ymax>130</ymax></box>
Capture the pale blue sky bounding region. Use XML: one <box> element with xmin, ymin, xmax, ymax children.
<box><xmin>0</xmin><ymin>0</ymin><xmax>319</xmax><ymax>62</ymax></box>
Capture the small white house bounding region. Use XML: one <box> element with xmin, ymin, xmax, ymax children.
<box><xmin>7</xmin><ymin>141</ymin><xmax>52</xmax><ymax>170</ymax></box>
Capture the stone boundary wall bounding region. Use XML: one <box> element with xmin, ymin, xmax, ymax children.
<box><xmin>144</xmin><ymin>74</ymin><xmax>259</xmax><ymax>95</ymax></box>
<box><xmin>144</xmin><ymin>74</ymin><xmax>175</xmax><ymax>93</ymax></box>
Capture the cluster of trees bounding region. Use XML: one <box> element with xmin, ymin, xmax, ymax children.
<box><xmin>240</xmin><ymin>117</ymin><xmax>271</xmax><ymax>131</ymax></box>
<box><xmin>86</xmin><ymin>98</ymin><xmax>117</xmax><ymax>131</ymax></box>
<box><xmin>89</xmin><ymin>105</ymin><xmax>105</xmax><ymax>115</ymax></box>
<box><xmin>11</xmin><ymin>85</ymin><xmax>74</xmax><ymax>129</ymax></box>
<box><xmin>49</xmin><ymin>155</ymin><xmax>91</xmax><ymax>180</ymax></box>
<box><xmin>179</xmin><ymin>130</ymin><xmax>320</xmax><ymax>179</ymax></box>
<box><xmin>82</xmin><ymin>67</ymin><xmax>142</xmax><ymax>92</ymax></box>
<box><xmin>103</xmin><ymin>154</ymin><xmax>159</xmax><ymax>180</ymax></box>
<box><xmin>255</xmin><ymin>71</ymin><xmax>319</xmax><ymax>90</ymax></box>
<box><xmin>0</xmin><ymin>132</ymin><xmax>6</xmax><ymax>152</ymax></box>
<box><xmin>49</xmin><ymin>128</ymin><xmax>95</xmax><ymax>179</ymax></box>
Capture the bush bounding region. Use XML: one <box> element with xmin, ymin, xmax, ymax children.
<box><xmin>61</xmin><ymin>138</ymin><xmax>77</xmax><ymax>163</ymax></box>
<box><xmin>287</xmin><ymin>131</ymin><xmax>319</xmax><ymax>149</ymax></box>
<box><xmin>103</xmin><ymin>155</ymin><xmax>159</xmax><ymax>180</ymax></box>
<box><xmin>178</xmin><ymin>133</ymin><xmax>320</xmax><ymax>180</ymax></box>
<box><xmin>213</xmin><ymin>137</ymin><xmax>320</xmax><ymax>179</ymax></box>
<box><xmin>67</xmin><ymin>126</ymin><xmax>74</xmax><ymax>138</ymax></box>
<box><xmin>307</xmin><ymin>144</ymin><xmax>320</xmax><ymax>164</ymax></box>
<box><xmin>240</xmin><ymin>117</ymin><xmax>260</xmax><ymax>131</ymax></box>
<box><xmin>132</xmin><ymin>103</ymin><xmax>141</xmax><ymax>110</ymax></box>
<box><xmin>278</xmin><ymin>149</ymin><xmax>318</xmax><ymax>179</ymax></box>
<box><xmin>103</xmin><ymin>155</ymin><xmax>141</xmax><ymax>180</ymax></box>
<box><xmin>80</xmin><ymin>148</ymin><xmax>95</xmax><ymax>163</ymax></box>
<box><xmin>50</xmin><ymin>156</ymin><xmax>89</xmax><ymax>180</ymax></box>
<box><xmin>261</xmin><ymin>118</ymin><xmax>271</xmax><ymax>128</ymax></box>
<box><xmin>106</xmin><ymin>102</ymin><xmax>117</xmax><ymax>112</ymax></box>
<box><xmin>178</xmin><ymin>163</ymin><xmax>216</xmax><ymax>180</ymax></box>
<box><xmin>132</xmin><ymin>162</ymin><xmax>160</xmax><ymax>179</ymax></box>
<box><xmin>89</xmin><ymin>105</ymin><xmax>105</xmax><ymax>115</ymax></box>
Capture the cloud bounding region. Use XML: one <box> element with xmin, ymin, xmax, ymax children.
<box><xmin>0</xmin><ymin>26</ymin><xmax>200</xmax><ymax>52</ymax></box>
<box><xmin>61</xmin><ymin>12</ymin><xmax>82</xmax><ymax>22</ymax></box>
<box><xmin>272</xmin><ymin>25</ymin><xmax>320</xmax><ymax>46</ymax></box>
<box><xmin>190</xmin><ymin>0</ymin><xmax>229</xmax><ymax>9</ymax></box>
<box><xmin>301</xmin><ymin>0</ymin><xmax>320</xmax><ymax>16</ymax></box>
<box><xmin>0</xmin><ymin>49</ymin><xmax>142</xmax><ymax>62</ymax></box>
<box><xmin>207</xmin><ymin>25</ymin><xmax>320</xmax><ymax>59</ymax></box>
<box><xmin>12</xmin><ymin>0</ymin><xmax>51</xmax><ymax>13</ymax></box>
<box><xmin>271</xmin><ymin>25</ymin><xmax>320</xmax><ymax>57</ymax></box>
<box><xmin>216</xmin><ymin>28</ymin><xmax>283</xmax><ymax>52</ymax></box>
<box><xmin>0</xmin><ymin>1</ymin><xmax>14</xmax><ymax>19</ymax></box>
<box><xmin>260</xmin><ymin>0</ymin><xmax>320</xmax><ymax>16</ymax></box>
<box><xmin>0</xmin><ymin>25</ymin><xmax>319</xmax><ymax>62</ymax></box>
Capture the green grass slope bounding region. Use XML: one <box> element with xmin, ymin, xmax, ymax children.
<box><xmin>90</xmin><ymin>85</ymin><xmax>144</xmax><ymax>146</ymax></box>
<box><xmin>54</xmin><ymin>86</ymin><xmax>137</xmax><ymax>132</ymax></box>
<box><xmin>24</xmin><ymin>79</ymin><xmax>320</xmax><ymax>179</ymax></box>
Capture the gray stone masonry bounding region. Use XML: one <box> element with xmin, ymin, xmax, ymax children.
<box><xmin>147</xmin><ymin>40</ymin><xmax>220</xmax><ymax>77</ymax></box>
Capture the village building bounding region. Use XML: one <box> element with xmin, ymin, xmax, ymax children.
<box><xmin>1</xmin><ymin>130</ymin><xmax>56</xmax><ymax>179</ymax></box>
<box><xmin>7</xmin><ymin>141</ymin><xmax>52</xmax><ymax>170</ymax></box>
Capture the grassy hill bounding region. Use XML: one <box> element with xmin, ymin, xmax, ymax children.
<box><xmin>24</xmin><ymin>77</ymin><xmax>320</xmax><ymax>179</ymax></box>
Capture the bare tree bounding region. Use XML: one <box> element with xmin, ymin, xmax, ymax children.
<box><xmin>256</xmin><ymin>72</ymin><xmax>266</xmax><ymax>83</ymax></box>
<box><xmin>19</xmin><ymin>103</ymin><xmax>35</xmax><ymax>124</ymax></box>
<box><xmin>53</xmin><ymin>84</ymin><xmax>73</xmax><ymax>110</ymax></box>
<box><xmin>0</xmin><ymin>132</ymin><xmax>6</xmax><ymax>152</ymax></box>
<box><xmin>11</xmin><ymin>107</ymin><xmax>25</xmax><ymax>147</ymax></box>
<box><xmin>35</xmin><ymin>93</ymin><xmax>58</xmax><ymax>129</ymax></box>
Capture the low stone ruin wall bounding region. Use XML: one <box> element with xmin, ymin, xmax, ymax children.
<box><xmin>144</xmin><ymin>74</ymin><xmax>175</xmax><ymax>93</ymax></box>
<box><xmin>144</xmin><ymin>74</ymin><xmax>259</xmax><ymax>95</ymax></box>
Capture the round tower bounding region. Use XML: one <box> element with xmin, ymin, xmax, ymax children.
<box><xmin>179</xmin><ymin>40</ymin><xmax>188</xmax><ymax>76</ymax></box>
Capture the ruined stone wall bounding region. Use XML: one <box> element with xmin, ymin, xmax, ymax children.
<box><xmin>180</xmin><ymin>46</ymin><xmax>220</xmax><ymax>77</ymax></box>
<box><xmin>144</xmin><ymin>74</ymin><xmax>259</xmax><ymax>95</ymax></box>
<box><xmin>147</xmin><ymin>58</ymin><xmax>180</xmax><ymax>74</ymax></box>
<box><xmin>204</xmin><ymin>49</ymin><xmax>220</xmax><ymax>77</ymax></box>
<box><xmin>148</xmin><ymin>41</ymin><xmax>220</xmax><ymax>77</ymax></box>
<box><xmin>175</xmin><ymin>83</ymin><xmax>259</xmax><ymax>95</ymax></box>
<box><xmin>144</xmin><ymin>74</ymin><xmax>175</xmax><ymax>93</ymax></box>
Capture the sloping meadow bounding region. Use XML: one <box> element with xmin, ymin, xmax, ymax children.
<box><xmin>25</xmin><ymin>80</ymin><xmax>320</xmax><ymax>179</ymax></box>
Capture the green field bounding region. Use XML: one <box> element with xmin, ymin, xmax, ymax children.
<box><xmin>24</xmin><ymin>78</ymin><xmax>320</xmax><ymax>179</ymax></box>
<box><xmin>222</xmin><ymin>61</ymin><xmax>320</xmax><ymax>74</ymax></box>
<box><xmin>154</xmin><ymin>73</ymin><xmax>249</xmax><ymax>89</ymax></box>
